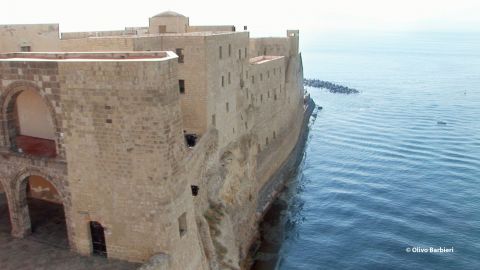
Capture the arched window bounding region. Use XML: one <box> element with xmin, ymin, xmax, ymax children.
<box><xmin>4</xmin><ymin>89</ymin><xmax>57</xmax><ymax>157</ymax></box>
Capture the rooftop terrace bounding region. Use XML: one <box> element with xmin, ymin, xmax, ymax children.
<box><xmin>249</xmin><ymin>55</ymin><xmax>284</xmax><ymax>64</ymax></box>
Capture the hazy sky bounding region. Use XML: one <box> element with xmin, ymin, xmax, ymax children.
<box><xmin>1</xmin><ymin>0</ymin><xmax>479</xmax><ymax>36</ymax></box>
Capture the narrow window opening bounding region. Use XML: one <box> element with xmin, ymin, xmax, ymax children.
<box><xmin>260</xmin><ymin>94</ymin><xmax>263</xmax><ymax>103</ymax></box>
<box><xmin>251</xmin><ymin>76</ymin><xmax>254</xmax><ymax>84</ymax></box>
<box><xmin>222</xmin><ymin>76</ymin><xmax>225</xmax><ymax>87</ymax></box>
<box><xmin>184</xmin><ymin>133</ymin><xmax>198</xmax><ymax>147</ymax></box>
<box><xmin>228</xmin><ymin>72</ymin><xmax>231</xmax><ymax>84</ymax></box>
<box><xmin>245</xmin><ymin>48</ymin><xmax>247</xmax><ymax>58</ymax></box>
<box><xmin>266</xmin><ymin>137</ymin><xmax>269</xmax><ymax>145</ymax></box>
<box><xmin>228</xmin><ymin>44</ymin><xmax>232</xmax><ymax>57</ymax></box>
<box><xmin>239</xmin><ymin>49</ymin><xmax>241</xmax><ymax>59</ymax></box>
<box><xmin>226</xmin><ymin>102</ymin><xmax>229</xmax><ymax>112</ymax></box>
<box><xmin>178</xmin><ymin>213</ymin><xmax>187</xmax><ymax>237</ymax></box>
<box><xmin>219</xmin><ymin>46</ymin><xmax>223</xmax><ymax>59</ymax></box>
<box><xmin>212</xmin><ymin>114</ymin><xmax>216</xmax><ymax>127</ymax></box>
<box><xmin>20</xmin><ymin>46</ymin><xmax>31</xmax><ymax>52</ymax></box>
<box><xmin>179</xmin><ymin>80</ymin><xmax>185</xmax><ymax>94</ymax></box>
<box><xmin>273</xmin><ymin>131</ymin><xmax>276</xmax><ymax>139</ymax></box>
<box><xmin>176</xmin><ymin>48</ymin><xmax>184</xmax><ymax>63</ymax></box>
<box><xmin>260</xmin><ymin>73</ymin><xmax>263</xmax><ymax>81</ymax></box>
<box><xmin>191</xmin><ymin>185</ymin><xmax>199</xmax><ymax>196</ymax></box>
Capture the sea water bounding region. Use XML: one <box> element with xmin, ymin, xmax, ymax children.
<box><xmin>273</xmin><ymin>32</ymin><xmax>480</xmax><ymax>270</ymax></box>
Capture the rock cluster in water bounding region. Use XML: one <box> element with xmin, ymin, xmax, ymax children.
<box><xmin>304</xmin><ymin>79</ymin><xmax>359</xmax><ymax>94</ymax></box>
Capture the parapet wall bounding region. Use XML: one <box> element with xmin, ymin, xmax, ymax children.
<box><xmin>61</xmin><ymin>29</ymin><xmax>138</xmax><ymax>40</ymax></box>
<box><xmin>188</xmin><ymin>25</ymin><xmax>235</xmax><ymax>32</ymax></box>
<box><xmin>0</xmin><ymin>24</ymin><xmax>60</xmax><ymax>53</ymax></box>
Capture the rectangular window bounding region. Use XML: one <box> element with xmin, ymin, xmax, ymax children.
<box><xmin>260</xmin><ymin>73</ymin><xmax>263</xmax><ymax>81</ymax></box>
<box><xmin>251</xmin><ymin>76</ymin><xmax>254</xmax><ymax>84</ymax></box>
<box><xmin>228</xmin><ymin>72</ymin><xmax>231</xmax><ymax>84</ymax></box>
<box><xmin>245</xmin><ymin>48</ymin><xmax>247</xmax><ymax>58</ymax></box>
<box><xmin>179</xmin><ymin>80</ymin><xmax>185</xmax><ymax>94</ymax></box>
<box><xmin>178</xmin><ymin>213</ymin><xmax>187</xmax><ymax>237</ymax></box>
<box><xmin>158</xmin><ymin>25</ymin><xmax>167</xmax><ymax>33</ymax></box>
<box><xmin>219</xmin><ymin>46</ymin><xmax>223</xmax><ymax>59</ymax></box>
<box><xmin>228</xmin><ymin>44</ymin><xmax>231</xmax><ymax>57</ymax></box>
<box><xmin>222</xmin><ymin>76</ymin><xmax>225</xmax><ymax>87</ymax></box>
<box><xmin>212</xmin><ymin>114</ymin><xmax>216</xmax><ymax>127</ymax></box>
<box><xmin>226</xmin><ymin>102</ymin><xmax>229</xmax><ymax>112</ymax></box>
<box><xmin>239</xmin><ymin>49</ymin><xmax>241</xmax><ymax>59</ymax></box>
<box><xmin>20</xmin><ymin>46</ymin><xmax>31</xmax><ymax>52</ymax></box>
<box><xmin>176</xmin><ymin>48</ymin><xmax>184</xmax><ymax>63</ymax></box>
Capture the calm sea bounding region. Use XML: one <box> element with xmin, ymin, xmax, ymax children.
<box><xmin>271</xmin><ymin>32</ymin><xmax>480</xmax><ymax>269</ymax></box>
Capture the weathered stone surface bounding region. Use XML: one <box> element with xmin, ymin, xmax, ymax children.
<box><xmin>0</xmin><ymin>12</ymin><xmax>309</xmax><ymax>270</ymax></box>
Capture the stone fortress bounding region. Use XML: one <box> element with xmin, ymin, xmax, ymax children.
<box><xmin>0</xmin><ymin>11</ymin><xmax>313</xmax><ymax>270</ymax></box>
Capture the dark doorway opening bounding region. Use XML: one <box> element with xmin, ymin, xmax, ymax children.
<box><xmin>90</xmin><ymin>221</ymin><xmax>107</xmax><ymax>257</ymax></box>
<box><xmin>0</xmin><ymin>183</ymin><xmax>11</xmax><ymax>234</ymax></box>
<box><xmin>25</xmin><ymin>176</ymin><xmax>68</xmax><ymax>248</ymax></box>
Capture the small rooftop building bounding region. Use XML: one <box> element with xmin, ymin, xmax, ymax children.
<box><xmin>149</xmin><ymin>11</ymin><xmax>189</xmax><ymax>34</ymax></box>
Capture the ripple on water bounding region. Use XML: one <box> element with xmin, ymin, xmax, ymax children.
<box><xmin>273</xmin><ymin>36</ymin><xmax>480</xmax><ymax>270</ymax></box>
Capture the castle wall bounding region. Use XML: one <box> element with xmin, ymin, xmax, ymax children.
<box><xmin>0</xmin><ymin>24</ymin><xmax>60</xmax><ymax>53</ymax></box>
<box><xmin>61</xmin><ymin>30</ymin><xmax>137</xmax><ymax>40</ymax></box>
<box><xmin>249</xmin><ymin>37</ymin><xmax>290</xmax><ymax>57</ymax></box>
<box><xmin>205</xmin><ymin>32</ymin><xmax>250</xmax><ymax>149</ymax></box>
<box><xmin>60</xmin><ymin>37</ymin><xmax>135</xmax><ymax>52</ymax></box>
<box><xmin>0</xmin><ymin>15</ymin><xmax>309</xmax><ymax>270</ymax></box>
<box><xmin>55</xmin><ymin>57</ymin><xmax>193</xmax><ymax>262</ymax></box>
<box><xmin>187</xmin><ymin>25</ymin><xmax>235</xmax><ymax>32</ymax></box>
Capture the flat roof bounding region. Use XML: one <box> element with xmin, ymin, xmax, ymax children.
<box><xmin>249</xmin><ymin>55</ymin><xmax>284</xmax><ymax>65</ymax></box>
<box><xmin>0</xmin><ymin>51</ymin><xmax>177</xmax><ymax>62</ymax></box>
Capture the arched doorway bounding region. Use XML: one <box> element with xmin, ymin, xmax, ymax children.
<box><xmin>24</xmin><ymin>175</ymin><xmax>68</xmax><ymax>248</ymax></box>
<box><xmin>90</xmin><ymin>221</ymin><xmax>107</xmax><ymax>257</ymax></box>
<box><xmin>4</xmin><ymin>88</ymin><xmax>57</xmax><ymax>157</ymax></box>
<box><xmin>0</xmin><ymin>181</ymin><xmax>11</xmax><ymax>234</ymax></box>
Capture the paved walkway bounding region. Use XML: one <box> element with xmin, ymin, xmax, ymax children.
<box><xmin>0</xmin><ymin>193</ymin><xmax>140</xmax><ymax>270</ymax></box>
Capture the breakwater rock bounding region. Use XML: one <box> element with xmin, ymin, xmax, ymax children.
<box><xmin>304</xmin><ymin>79</ymin><xmax>359</xmax><ymax>94</ymax></box>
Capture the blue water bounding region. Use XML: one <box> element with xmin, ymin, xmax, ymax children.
<box><xmin>277</xmin><ymin>32</ymin><xmax>480</xmax><ymax>269</ymax></box>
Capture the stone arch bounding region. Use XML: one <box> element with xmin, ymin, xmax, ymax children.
<box><xmin>10</xmin><ymin>168</ymin><xmax>73</xmax><ymax>248</ymax></box>
<box><xmin>0</xmin><ymin>176</ymin><xmax>13</xmax><ymax>233</ymax></box>
<box><xmin>0</xmin><ymin>80</ymin><xmax>61</xmax><ymax>156</ymax></box>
